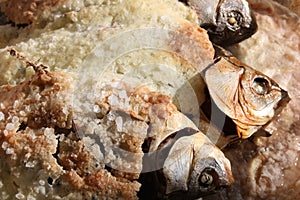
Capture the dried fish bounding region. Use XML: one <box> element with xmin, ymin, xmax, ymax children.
<box><xmin>185</xmin><ymin>0</ymin><xmax>258</xmax><ymax>46</ymax></box>
<box><xmin>145</xmin><ymin>127</ymin><xmax>234</xmax><ymax>199</ymax></box>
<box><xmin>203</xmin><ymin>50</ymin><xmax>290</xmax><ymax>139</ymax></box>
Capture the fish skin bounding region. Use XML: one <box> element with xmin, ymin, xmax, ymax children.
<box><xmin>202</xmin><ymin>50</ymin><xmax>290</xmax><ymax>139</ymax></box>
<box><xmin>185</xmin><ymin>0</ymin><xmax>258</xmax><ymax>46</ymax></box>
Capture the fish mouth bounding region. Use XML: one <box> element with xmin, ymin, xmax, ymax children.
<box><xmin>274</xmin><ymin>89</ymin><xmax>290</xmax><ymax>115</ymax></box>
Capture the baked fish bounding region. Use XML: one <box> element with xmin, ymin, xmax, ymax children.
<box><xmin>184</xmin><ymin>0</ymin><xmax>257</xmax><ymax>46</ymax></box>
<box><xmin>202</xmin><ymin>49</ymin><xmax>290</xmax><ymax>139</ymax></box>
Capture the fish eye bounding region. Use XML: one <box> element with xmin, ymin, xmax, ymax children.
<box><xmin>226</xmin><ymin>11</ymin><xmax>242</xmax><ymax>29</ymax></box>
<box><xmin>252</xmin><ymin>77</ymin><xmax>271</xmax><ymax>95</ymax></box>
<box><xmin>199</xmin><ymin>168</ymin><xmax>218</xmax><ymax>189</ymax></box>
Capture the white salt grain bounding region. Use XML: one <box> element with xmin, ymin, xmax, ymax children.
<box><xmin>119</xmin><ymin>90</ymin><xmax>127</xmax><ymax>99</ymax></box>
<box><xmin>115</xmin><ymin>116</ymin><xmax>123</xmax><ymax>132</ymax></box>
<box><xmin>15</xmin><ymin>192</ymin><xmax>25</xmax><ymax>199</ymax></box>
<box><xmin>108</xmin><ymin>95</ymin><xmax>118</xmax><ymax>106</ymax></box>
<box><xmin>6</xmin><ymin>148</ymin><xmax>14</xmax><ymax>155</ymax></box>
<box><xmin>1</xmin><ymin>141</ymin><xmax>8</xmax><ymax>150</ymax></box>
<box><xmin>0</xmin><ymin>180</ymin><xmax>3</xmax><ymax>188</ymax></box>
<box><xmin>93</xmin><ymin>105</ymin><xmax>100</xmax><ymax>113</ymax></box>
<box><xmin>5</xmin><ymin>123</ymin><xmax>15</xmax><ymax>131</ymax></box>
<box><xmin>0</xmin><ymin>103</ymin><xmax>5</xmax><ymax>109</ymax></box>
<box><xmin>12</xmin><ymin>116</ymin><xmax>19</xmax><ymax>123</ymax></box>
<box><xmin>107</xmin><ymin>112</ymin><xmax>115</xmax><ymax>121</ymax></box>
<box><xmin>19</xmin><ymin>110</ymin><xmax>26</xmax><ymax>116</ymax></box>
<box><xmin>35</xmin><ymin>93</ymin><xmax>41</xmax><ymax>100</ymax></box>
<box><xmin>25</xmin><ymin>160</ymin><xmax>37</xmax><ymax>168</ymax></box>
<box><xmin>3</xmin><ymin>130</ymin><xmax>8</xmax><ymax>136</ymax></box>
<box><xmin>25</xmin><ymin>153</ymin><xmax>31</xmax><ymax>160</ymax></box>
<box><xmin>0</xmin><ymin>112</ymin><xmax>4</xmax><ymax>121</ymax></box>
<box><xmin>39</xmin><ymin>180</ymin><xmax>45</xmax><ymax>186</ymax></box>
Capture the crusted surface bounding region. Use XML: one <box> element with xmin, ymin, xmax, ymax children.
<box><xmin>0</xmin><ymin>69</ymin><xmax>141</xmax><ymax>199</ymax></box>
<box><xmin>0</xmin><ymin>0</ymin><xmax>214</xmax><ymax>85</ymax></box>
<box><xmin>0</xmin><ymin>0</ymin><xmax>216</xmax><ymax>199</ymax></box>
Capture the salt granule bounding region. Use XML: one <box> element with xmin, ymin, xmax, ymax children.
<box><xmin>5</xmin><ymin>123</ymin><xmax>15</xmax><ymax>131</ymax></box>
<box><xmin>115</xmin><ymin>116</ymin><xmax>123</xmax><ymax>132</ymax></box>
<box><xmin>108</xmin><ymin>95</ymin><xmax>118</xmax><ymax>106</ymax></box>
<box><xmin>1</xmin><ymin>141</ymin><xmax>8</xmax><ymax>150</ymax></box>
<box><xmin>0</xmin><ymin>180</ymin><xmax>3</xmax><ymax>188</ymax></box>
<box><xmin>15</xmin><ymin>192</ymin><xmax>25</xmax><ymax>199</ymax></box>
<box><xmin>93</xmin><ymin>104</ymin><xmax>100</xmax><ymax>113</ymax></box>
<box><xmin>12</xmin><ymin>116</ymin><xmax>19</xmax><ymax>123</ymax></box>
<box><xmin>25</xmin><ymin>160</ymin><xmax>37</xmax><ymax>168</ymax></box>
<box><xmin>0</xmin><ymin>112</ymin><xmax>4</xmax><ymax>121</ymax></box>
<box><xmin>107</xmin><ymin>112</ymin><xmax>116</xmax><ymax>121</ymax></box>
<box><xmin>119</xmin><ymin>90</ymin><xmax>127</xmax><ymax>99</ymax></box>
<box><xmin>6</xmin><ymin>148</ymin><xmax>14</xmax><ymax>155</ymax></box>
<box><xmin>39</xmin><ymin>180</ymin><xmax>45</xmax><ymax>186</ymax></box>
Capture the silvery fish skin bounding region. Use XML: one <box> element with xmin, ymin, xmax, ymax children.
<box><xmin>185</xmin><ymin>0</ymin><xmax>257</xmax><ymax>46</ymax></box>
<box><xmin>151</xmin><ymin>128</ymin><xmax>234</xmax><ymax>199</ymax></box>
<box><xmin>203</xmin><ymin>54</ymin><xmax>290</xmax><ymax>139</ymax></box>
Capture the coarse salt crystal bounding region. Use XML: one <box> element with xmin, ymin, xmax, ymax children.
<box><xmin>93</xmin><ymin>105</ymin><xmax>100</xmax><ymax>113</ymax></box>
<box><xmin>62</xmin><ymin>106</ymin><xmax>68</xmax><ymax>114</ymax></box>
<box><xmin>108</xmin><ymin>95</ymin><xmax>118</xmax><ymax>106</ymax></box>
<box><xmin>13</xmin><ymin>100</ymin><xmax>19</xmax><ymax>109</ymax></box>
<box><xmin>12</xmin><ymin>116</ymin><xmax>19</xmax><ymax>123</ymax></box>
<box><xmin>5</xmin><ymin>123</ymin><xmax>15</xmax><ymax>131</ymax></box>
<box><xmin>6</xmin><ymin>148</ymin><xmax>14</xmax><ymax>155</ymax></box>
<box><xmin>25</xmin><ymin>152</ymin><xmax>31</xmax><ymax>160</ymax></box>
<box><xmin>107</xmin><ymin>112</ymin><xmax>115</xmax><ymax>121</ymax></box>
<box><xmin>19</xmin><ymin>111</ymin><xmax>26</xmax><ymax>116</ymax></box>
<box><xmin>39</xmin><ymin>180</ymin><xmax>45</xmax><ymax>186</ymax></box>
<box><xmin>1</xmin><ymin>141</ymin><xmax>8</xmax><ymax>150</ymax></box>
<box><xmin>44</xmin><ymin>128</ymin><xmax>53</xmax><ymax>136</ymax></box>
<box><xmin>115</xmin><ymin>116</ymin><xmax>123</xmax><ymax>132</ymax></box>
<box><xmin>3</xmin><ymin>130</ymin><xmax>8</xmax><ymax>136</ymax></box>
<box><xmin>119</xmin><ymin>90</ymin><xmax>127</xmax><ymax>99</ymax></box>
<box><xmin>35</xmin><ymin>186</ymin><xmax>46</xmax><ymax>195</ymax></box>
<box><xmin>35</xmin><ymin>93</ymin><xmax>41</xmax><ymax>100</ymax></box>
<box><xmin>15</xmin><ymin>192</ymin><xmax>25</xmax><ymax>199</ymax></box>
<box><xmin>0</xmin><ymin>112</ymin><xmax>4</xmax><ymax>121</ymax></box>
<box><xmin>0</xmin><ymin>180</ymin><xmax>3</xmax><ymax>188</ymax></box>
<box><xmin>25</xmin><ymin>160</ymin><xmax>37</xmax><ymax>168</ymax></box>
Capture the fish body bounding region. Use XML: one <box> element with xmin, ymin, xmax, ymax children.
<box><xmin>203</xmin><ymin>51</ymin><xmax>290</xmax><ymax>139</ymax></box>
<box><xmin>185</xmin><ymin>0</ymin><xmax>258</xmax><ymax>46</ymax></box>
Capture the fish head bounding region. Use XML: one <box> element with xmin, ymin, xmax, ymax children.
<box><xmin>203</xmin><ymin>56</ymin><xmax>290</xmax><ymax>138</ymax></box>
<box><xmin>159</xmin><ymin>129</ymin><xmax>233</xmax><ymax>198</ymax></box>
<box><xmin>202</xmin><ymin>0</ymin><xmax>258</xmax><ymax>46</ymax></box>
